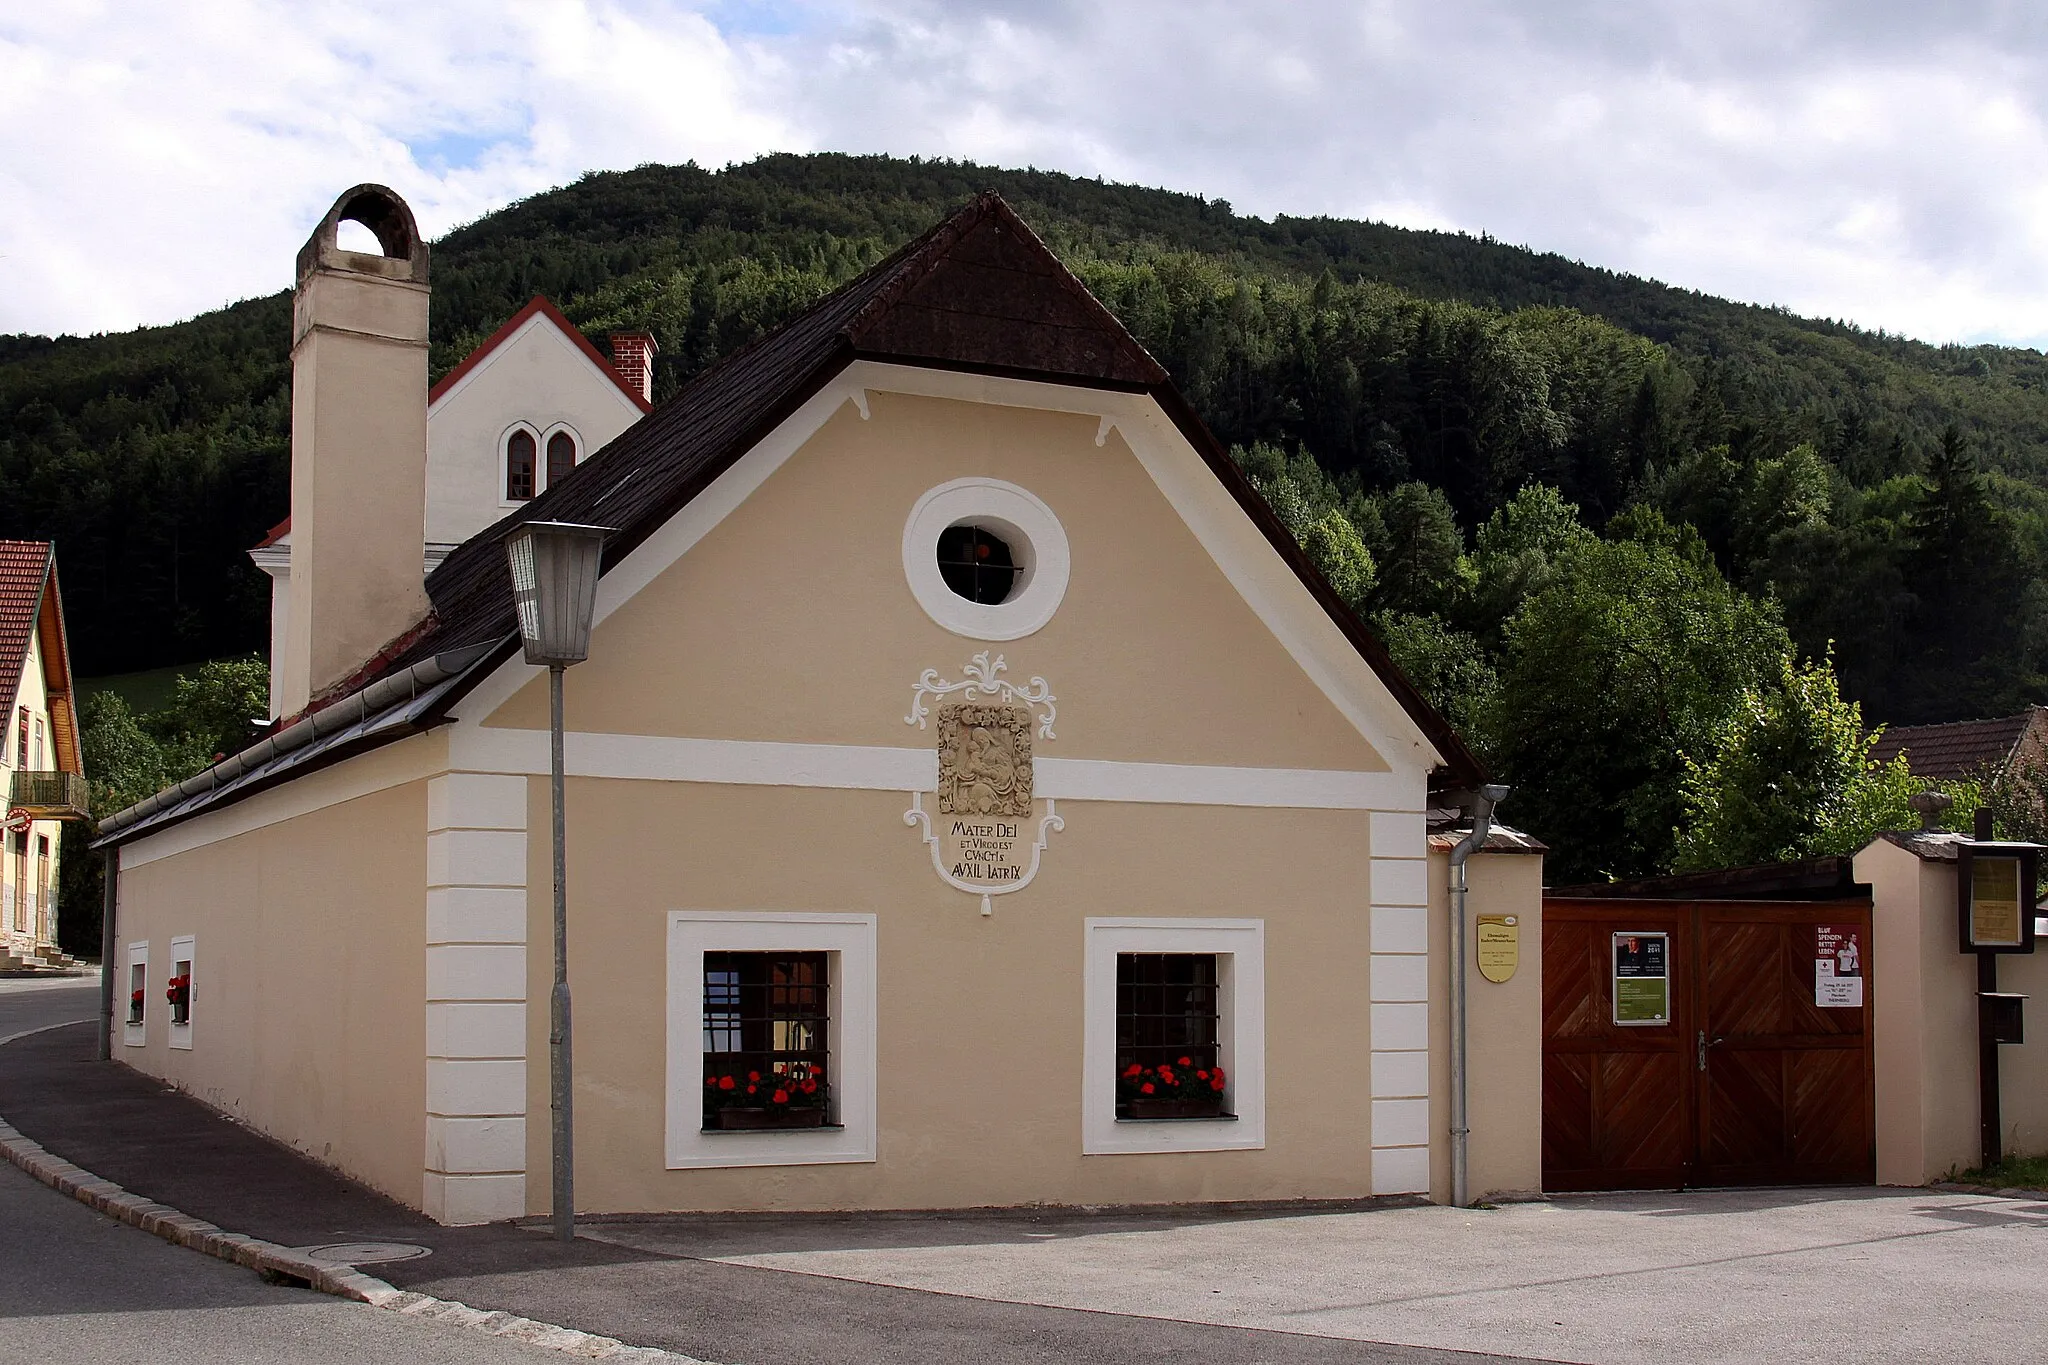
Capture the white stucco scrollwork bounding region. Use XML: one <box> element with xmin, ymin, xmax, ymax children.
<box><xmin>905</xmin><ymin>651</ymin><xmax>1056</xmax><ymax>738</ymax></box>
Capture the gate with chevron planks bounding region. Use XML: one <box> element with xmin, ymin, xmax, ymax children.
<box><xmin>1542</xmin><ymin>897</ymin><xmax>1875</xmax><ymax>1191</ymax></box>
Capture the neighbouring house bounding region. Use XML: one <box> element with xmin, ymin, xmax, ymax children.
<box><xmin>248</xmin><ymin>293</ymin><xmax>654</xmax><ymax>719</ymax></box>
<box><xmin>93</xmin><ymin>184</ymin><xmax>1545</xmax><ymax>1226</ymax></box>
<box><xmin>1868</xmin><ymin>707</ymin><xmax>2048</xmax><ymax>784</ymax></box>
<box><xmin>0</xmin><ymin>540</ymin><xmax>88</xmax><ymax>969</ymax></box>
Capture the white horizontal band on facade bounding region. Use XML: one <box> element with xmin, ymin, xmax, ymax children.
<box><xmin>449</xmin><ymin>727</ymin><xmax>1426</xmax><ymax>812</ymax></box>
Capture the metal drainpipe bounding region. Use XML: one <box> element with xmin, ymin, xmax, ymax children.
<box><xmin>96</xmin><ymin>846</ymin><xmax>118</xmax><ymax>1061</ymax></box>
<box><xmin>1448</xmin><ymin>783</ymin><xmax>1509</xmax><ymax>1209</ymax></box>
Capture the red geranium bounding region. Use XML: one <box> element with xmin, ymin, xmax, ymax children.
<box><xmin>703</xmin><ymin>1059</ymin><xmax>827</xmax><ymax>1114</ymax></box>
<box><xmin>1116</xmin><ymin>1060</ymin><xmax>1229</xmax><ymax>1112</ymax></box>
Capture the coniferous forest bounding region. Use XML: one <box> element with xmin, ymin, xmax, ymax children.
<box><xmin>9</xmin><ymin>152</ymin><xmax>2048</xmax><ymax>882</ymax></box>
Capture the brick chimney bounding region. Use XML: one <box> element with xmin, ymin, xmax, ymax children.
<box><xmin>609</xmin><ymin>332</ymin><xmax>658</xmax><ymax>405</ymax></box>
<box><xmin>279</xmin><ymin>185</ymin><xmax>432</xmax><ymax>717</ymax></box>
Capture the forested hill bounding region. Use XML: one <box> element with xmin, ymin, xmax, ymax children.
<box><xmin>5</xmin><ymin>152</ymin><xmax>2048</xmax><ymax>730</ymax></box>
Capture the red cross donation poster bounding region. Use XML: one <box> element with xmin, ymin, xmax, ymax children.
<box><xmin>1815</xmin><ymin>925</ymin><xmax>1863</xmax><ymax>1007</ymax></box>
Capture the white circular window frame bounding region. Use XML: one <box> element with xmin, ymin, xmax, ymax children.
<box><xmin>903</xmin><ymin>477</ymin><xmax>1070</xmax><ymax>641</ymax></box>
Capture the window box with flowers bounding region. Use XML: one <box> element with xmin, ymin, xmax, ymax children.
<box><xmin>666</xmin><ymin>912</ymin><xmax>876</xmax><ymax>1170</ymax></box>
<box><xmin>1083</xmin><ymin>919</ymin><xmax>1265</xmax><ymax>1155</ymax></box>
<box><xmin>704</xmin><ymin>1059</ymin><xmax>829</xmax><ymax>1130</ymax></box>
<box><xmin>166</xmin><ymin>973</ymin><xmax>192</xmax><ymax>1025</ymax></box>
<box><xmin>123</xmin><ymin>942</ymin><xmax>148</xmax><ymax>1047</ymax></box>
<box><xmin>1119</xmin><ymin>1059</ymin><xmax>1230</xmax><ymax>1120</ymax></box>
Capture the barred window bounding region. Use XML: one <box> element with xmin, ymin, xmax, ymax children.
<box><xmin>1116</xmin><ymin>952</ymin><xmax>1228</xmax><ymax>1118</ymax></box>
<box><xmin>702</xmin><ymin>951</ymin><xmax>830</xmax><ymax>1127</ymax></box>
<box><xmin>505</xmin><ymin>429</ymin><xmax>537</xmax><ymax>500</ymax></box>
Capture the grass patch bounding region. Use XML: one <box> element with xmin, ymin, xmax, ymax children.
<box><xmin>1956</xmin><ymin>1153</ymin><xmax>2048</xmax><ymax>1189</ymax></box>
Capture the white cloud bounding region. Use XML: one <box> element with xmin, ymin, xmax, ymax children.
<box><xmin>3</xmin><ymin>0</ymin><xmax>2045</xmax><ymax>347</ymax></box>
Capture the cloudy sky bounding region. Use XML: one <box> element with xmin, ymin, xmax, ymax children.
<box><xmin>3</xmin><ymin>1</ymin><xmax>2044</xmax><ymax>346</ymax></box>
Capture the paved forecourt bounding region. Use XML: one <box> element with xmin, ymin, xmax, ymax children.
<box><xmin>584</xmin><ymin>1186</ymin><xmax>2048</xmax><ymax>1365</ymax></box>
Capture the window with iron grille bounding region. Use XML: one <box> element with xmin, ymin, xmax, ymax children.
<box><xmin>1116</xmin><ymin>953</ymin><xmax>1229</xmax><ymax>1117</ymax></box>
<box><xmin>934</xmin><ymin>523</ymin><xmax>1019</xmax><ymax>605</ymax></box>
<box><xmin>701</xmin><ymin>951</ymin><xmax>830</xmax><ymax>1127</ymax></box>
<box><xmin>505</xmin><ymin>429</ymin><xmax>537</xmax><ymax>500</ymax></box>
<box><xmin>545</xmin><ymin>431</ymin><xmax>577</xmax><ymax>488</ymax></box>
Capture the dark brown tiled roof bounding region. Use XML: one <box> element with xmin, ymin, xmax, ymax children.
<box><xmin>1867</xmin><ymin>710</ymin><xmax>2040</xmax><ymax>781</ymax></box>
<box><xmin>0</xmin><ymin>541</ymin><xmax>53</xmax><ymax>724</ymax></box>
<box><xmin>358</xmin><ymin>191</ymin><xmax>1480</xmax><ymax>784</ymax></box>
<box><xmin>284</xmin><ymin>194</ymin><xmax>1482</xmax><ymax>793</ymax></box>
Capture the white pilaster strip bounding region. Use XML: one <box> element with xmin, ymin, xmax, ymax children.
<box><xmin>423</xmin><ymin>771</ymin><xmax>529</xmax><ymax>1225</ymax></box>
<box><xmin>1368</xmin><ymin>810</ymin><xmax>1431</xmax><ymax>1195</ymax></box>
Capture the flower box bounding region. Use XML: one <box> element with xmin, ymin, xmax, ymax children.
<box><xmin>1123</xmin><ymin>1096</ymin><xmax>1227</xmax><ymax>1120</ymax></box>
<box><xmin>703</xmin><ymin>1061</ymin><xmax>828</xmax><ymax>1131</ymax></box>
<box><xmin>166</xmin><ymin>974</ymin><xmax>192</xmax><ymax>1026</ymax></box>
<box><xmin>712</xmin><ymin>1105</ymin><xmax>829</xmax><ymax>1131</ymax></box>
<box><xmin>1116</xmin><ymin>1057</ymin><xmax>1229</xmax><ymax>1120</ymax></box>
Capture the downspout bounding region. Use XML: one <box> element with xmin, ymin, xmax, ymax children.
<box><xmin>95</xmin><ymin>846</ymin><xmax>117</xmax><ymax>1061</ymax></box>
<box><xmin>1448</xmin><ymin>782</ymin><xmax>1509</xmax><ymax>1209</ymax></box>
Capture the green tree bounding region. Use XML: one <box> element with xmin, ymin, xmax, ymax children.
<box><xmin>56</xmin><ymin>658</ymin><xmax>271</xmax><ymax>956</ymax></box>
<box><xmin>1670</xmin><ymin>652</ymin><xmax>1954</xmax><ymax>870</ymax></box>
<box><xmin>1367</xmin><ymin>481</ymin><xmax>1470</xmax><ymax>618</ymax></box>
<box><xmin>1376</xmin><ymin>612</ymin><xmax>1498</xmax><ymax>753</ymax></box>
<box><xmin>1465</xmin><ymin>483</ymin><xmax>1595</xmax><ymax>640</ymax></box>
<box><xmin>1492</xmin><ymin>534</ymin><xmax>1790</xmax><ymax>882</ymax></box>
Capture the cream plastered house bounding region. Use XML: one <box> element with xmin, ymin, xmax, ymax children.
<box><xmin>96</xmin><ymin>185</ymin><xmax>1545</xmax><ymax>1226</ymax></box>
<box><xmin>249</xmin><ymin>292</ymin><xmax>654</xmax><ymax>719</ymax></box>
<box><xmin>0</xmin><ymin>540</ymin><xmax>86</xmax><ymax>968</ymax></box>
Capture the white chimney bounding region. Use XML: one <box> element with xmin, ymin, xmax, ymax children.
<box><xmin>279</xmin><ymin>185</ymin><xmax>432</xmax><ymax>716</ymax></box>
<box><xmin>609</xmin><ymin>332</ymin><xmax>658</xmax><ymax>405</ymax></box>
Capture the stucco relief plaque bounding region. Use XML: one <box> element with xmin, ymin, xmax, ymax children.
<box><xmin>935</xmin><ymin>704</ymin><xmax>1034</xmax><ymax>890</ymax></box>
<box><xmin>904</xmin><ymin>654</ymin><xmax>1062</xmax><ymax>915</ymax></box>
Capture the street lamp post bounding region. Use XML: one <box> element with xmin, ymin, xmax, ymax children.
<box><xmin>504</xmin><ymin>521</ymin><xmax>612</xmax><ymax>1243</ymax></box>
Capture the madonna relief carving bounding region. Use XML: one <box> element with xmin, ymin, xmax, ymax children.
<box><xmin>905</xmin><ymin>657</ymin><xmax>1063</xmax><ymax>915</ymax></box>
<box><xmin>936</xmin><ymin>704</ymin><xmax>1033</xmax><ymax>817</ymax></box>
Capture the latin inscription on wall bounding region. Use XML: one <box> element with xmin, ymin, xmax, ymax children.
<box><xmin>936</xmin><ymin>704</ymin><xmax>1035</xmax><ymax>886</ymax></box>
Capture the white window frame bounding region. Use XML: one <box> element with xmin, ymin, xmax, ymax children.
<box><xmin>124</xmin><ymin>940</ymin><xmax>149</xmax><ymax>1047</ymax></box>
<box><xmin>540</xmin><ymin>422</ymin><xmax>583</xmax><ymax>492</ymax></box>
<box><xmin>902</xmin><ymin>477</ymin><xmax>1071</xmax><ymax>641</ymax></box>
<box><xmin>665</xmin><ymin>911</ymin><xmax>877</xmax><ymax>1169</ymax></box>
<box><xmin>499</xmin><ymin>421</ymin><xmax>542</xmax><ymax>507</ymax></box>
<box><xmin>168</xmin><ymin>934</ymin><xmax>195</xmax><ymax>1050</ymax></box>
<box><xmin>1083</xmin><ymin>917</ymin><xmax>1265</xmax><ymax>1155</ymax></box>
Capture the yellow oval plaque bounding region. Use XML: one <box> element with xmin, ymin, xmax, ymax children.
<box><xmin>1476</xmin><ymin>914</ymin><xmax>1519</xmax><ymax>983</ymax></box>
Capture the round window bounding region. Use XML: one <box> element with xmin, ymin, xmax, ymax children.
<box><xmin>935</xmin><ymin>523</ymin><xmax>1020</xmax><ymax>605</ymax></box>
<box><xmin>903</xmin><ymin>479</ymin><xmax>1069</xmax><ymax>640</ymax></box>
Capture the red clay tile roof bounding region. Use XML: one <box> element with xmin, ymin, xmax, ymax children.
<box><xmin>1867</xmin><ymin>710</ymin><xmax>2040</xmax><ymax>780</ymax></box>
<box><xmin>0</xmin><ymin>540</ymin><xmax>52</xmax><ymax>723</ymax></box>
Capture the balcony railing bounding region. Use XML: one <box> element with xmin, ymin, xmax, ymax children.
<box><xmin>7</xmin><ymin>770</ymin><xmax>90</xmax><ymax>821</ymax></box>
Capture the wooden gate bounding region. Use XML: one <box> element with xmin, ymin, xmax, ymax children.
<box><xmin>1542</xmin><ymin>898</ymin><xmax>1874</xmax><ymax>1191</ymax></box>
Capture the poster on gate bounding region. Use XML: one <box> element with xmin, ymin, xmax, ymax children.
<box><xmin>1815</xmin><ymin>925</ymin><xmax>1863</xmax><ymax>1007</ymax></box>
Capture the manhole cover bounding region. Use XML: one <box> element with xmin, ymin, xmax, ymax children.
<box><xmin>296</xmin><ymin>1242</ymin><xmax>433</xmax><ymax>1267</ymax></box>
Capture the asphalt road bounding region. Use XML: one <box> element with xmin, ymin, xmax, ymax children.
<box><xmin>0</xmin><ymin>978</ymin><xmax>602</xmax><ymax>1365</ymax></box>
<box><xmin>0</xmin><ymin>973</ymin><xmax>99</xmax><ymax>1041</ymax></box>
